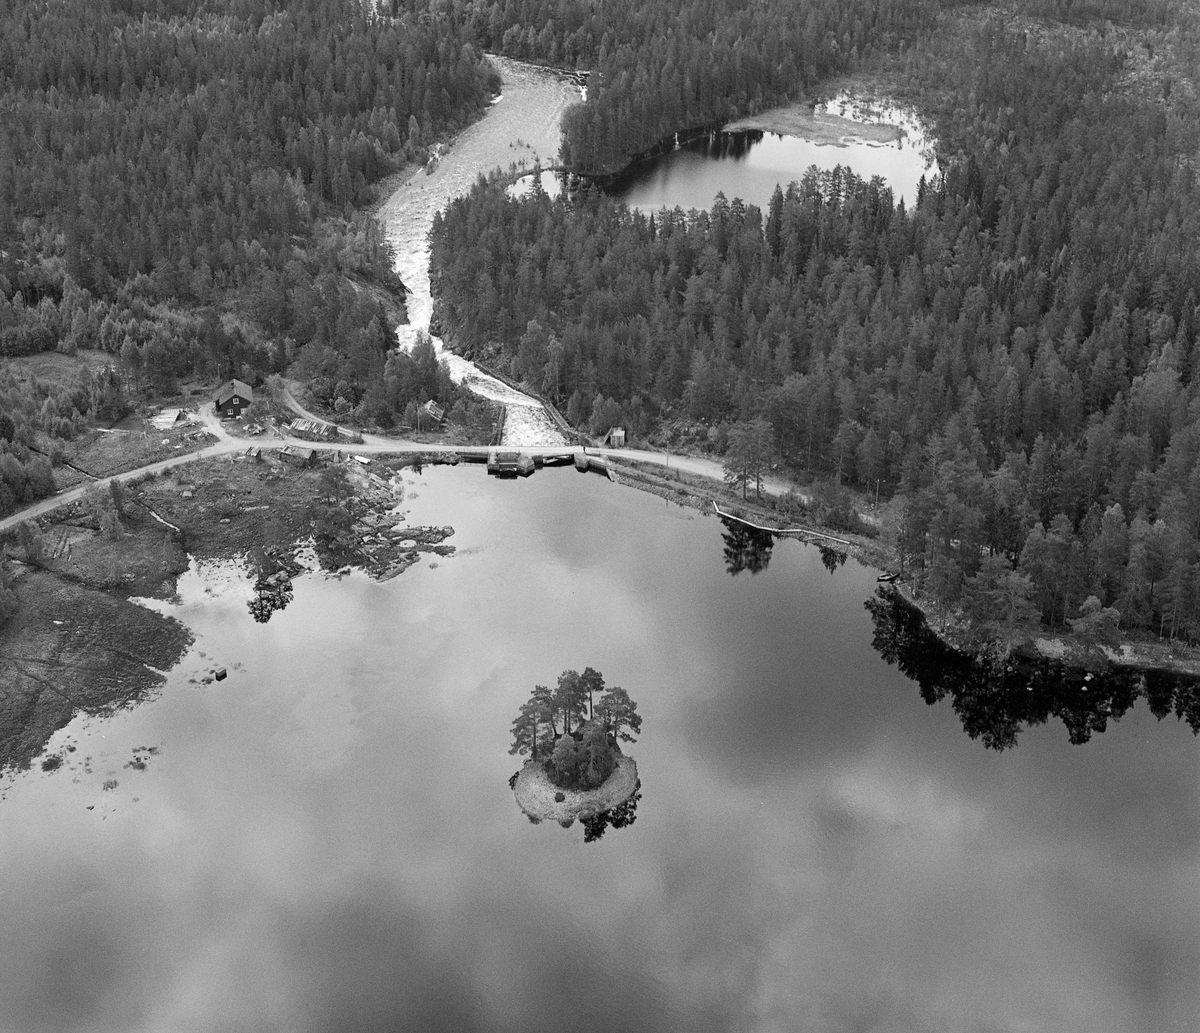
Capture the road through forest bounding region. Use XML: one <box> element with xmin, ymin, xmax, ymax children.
<box><xmin>1</xmin><ymin>55</ymin><xmax>797</xmax><ymax>535</ymax></box>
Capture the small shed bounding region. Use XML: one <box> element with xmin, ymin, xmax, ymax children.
<box><xmin>214</xmin><ymin>379</ymin><xmax>253</xmax><ymax>418</ymax></box>
<box><xmin>150</xmin><ymin>408</ymin><xmax>188</xmax><ymax>431</ymax></box>
<box><xmin>603</xmin><ymin>426</ymin><xmax>626</xmax><ymax>448</ymax></box>
<box><xmin>419</xmin><ymin>400</ymin><xmax>446</xmax><ymax>429</ymax></box>
<box><xmin>278</xmin><ymin>445</ymin><xmax>316</xmax><ymax>468</ymax></box>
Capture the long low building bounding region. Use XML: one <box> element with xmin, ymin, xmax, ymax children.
<box><xmin>287</xmin><ymin>418</ymin><xmax>336</xmax><ymax>440</ymax></box>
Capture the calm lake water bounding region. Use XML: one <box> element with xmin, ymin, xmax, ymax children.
<box><xmin>608</xmin><ymin>98</ymin><xmax>934</xmax><ymax>214</ymax></box>
<box><xmin>1</xmin><ymin>469</ymin><xmax>1197</xmax><ymax>1032</ymax></box>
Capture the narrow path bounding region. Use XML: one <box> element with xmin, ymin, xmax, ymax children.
<box><xmin>589</xmin><ymin>446</ymin><xmax>802</xmax><ymax>499</ymax></box>
<box><xmin>0</xmin><ymin>439</ymin><xmax>244</xmax><ymax>534</ymax></box>
<box><xmin>279</xmin><ymin>384</ymin><xmax>467</xmax><ymax>450</ymax></box>
<box><xmin>278</xmin><ymin>386</ymin><xmax>328</xmax><ymax>428</ymax></box>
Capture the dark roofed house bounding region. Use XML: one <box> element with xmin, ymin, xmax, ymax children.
<box><xmin>214</xmin><ymin>379</ymin><xmax>253</xmax><ymax>418</ymax></box>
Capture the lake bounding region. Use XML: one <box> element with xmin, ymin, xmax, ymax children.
<box><xmin>607</xmin><ymin>96</ymin><xmax>934</xmax><ymax>215</ymax></box>
<box><xmin>1</xmin><ymin>468</ymin><xmax>1197</xmax><ymax>1032</ymax></box>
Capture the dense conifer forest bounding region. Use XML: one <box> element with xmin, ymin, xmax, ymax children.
<box><xmin>5</xmin><ymin>0</ymin><xmax>1200</xmax><ymax>649</ymax></box>
<box><xmin>0</xmin><ymin>0</ymin><xmax>497</xmax><ymax>515</ymax></box>
<box><xmin>407</xmin><ymin>0</ymin><xmax>939</xmax><ymax>172</ymax></box>
<box><xmin>430</xmin><ymin>0</ymin><xmax>1200</xmax><ymax>643</ymax></box>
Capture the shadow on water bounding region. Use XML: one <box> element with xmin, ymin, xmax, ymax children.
<box><xmin>596</xmin><ymin>127</ymin><xmax>762</xmax><ymax>193</ymax></box>
<box><xmin>866</xmin><ymin>587</ymin><xmax>1200</xmax><ymax>750</ymax></box>
<box><xmin>679</xmin><ymin>129</ymin><xmax>764</xmax><ymax>163</ymax></box>
<box><xmin>581</xmin><ymin>780</ymin><xmax>642</xmax><ymax>843</ymax></box>
<box><xmin>720</xmin><ymin>518</ymin><xmax>848</xmax><ymax>577</ymax></box>
<box><xmin>818</xmin><ymin>544</ymin><xmax>847</xmax><ymax>574</ymax></box>
<box><xmin>720</xmin><ymin>518</ymin><xmax>774</xmax><ymax>575</ymax></box>
<box><xmin>248</xmin><ymin>575</ymin><xmax>294</xmax><ymax>623</ymax></box>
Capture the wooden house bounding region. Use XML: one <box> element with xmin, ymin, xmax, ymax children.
<box><xmin>214</xmin><ymin>379</ymin><xmax>253</xmax><ymax>418</ymax></box>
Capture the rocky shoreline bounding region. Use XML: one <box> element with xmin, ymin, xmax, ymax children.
<box><xmin>513</xmin><ymin>754</ymin><xmax>639</xmax><ymax>826</ymax></box>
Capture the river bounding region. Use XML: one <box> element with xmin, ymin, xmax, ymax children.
<box><xmin>378</xmin><ymin>65</ymin><xmax>932</xmax><ymax>449</ymax></box>
<box><xmin>376</xmin><ymin>56</ymin><xmax>580</xmax><ymax>448</ymax></box>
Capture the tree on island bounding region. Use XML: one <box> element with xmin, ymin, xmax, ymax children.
<box><xmin>509</xmin><ymin>684</ymin><xmax>557</xmax><ymax>761</ymax></box>
<box><xmin>595</xmin><ymin>685</ymin><xmax>642</xmax><ymax>743</ymax></box>
<box><xmin>510</xmin><ymin>669</ymin><xmax>641</xmax><ymax>791</ymax></box>
<box><xmin>550</xmin><ymin>722</ymin><xmax>615</xmax><ymax>790</ymax></box>
<box><xmin>554</xmin><ymin>669</ymin><xmax>590</xmax><ymax>734</ymax></box>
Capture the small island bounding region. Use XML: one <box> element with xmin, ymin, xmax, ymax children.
<box><xmin>509</xmin><ymin>667</ymin><xmax>641</xmax><ymax>829</ymax></box>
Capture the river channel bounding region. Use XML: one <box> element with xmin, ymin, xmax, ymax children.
<box><xmin>376</xmin><ymin>56</ymin><xmax>580</xmax><ymax>447</ymax></box>
<box><xmin>1</xmin><ymin>468</ymin><xmax>1197</xmax><ymax>1032</ymax></box>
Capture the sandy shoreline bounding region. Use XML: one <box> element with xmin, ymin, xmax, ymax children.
<box><xmin>723</xmin><ymin>103</ymin><xmax>904</xmax><ymax>145</ymax></box>
<box><xmin>513</xmin><ymin>754</ymin><xmax>638</xmax><ymax>824</ymax></box>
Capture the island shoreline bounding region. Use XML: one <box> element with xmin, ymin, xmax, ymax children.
<box><xmin>513</xmin><ymin>754</ymin><xmax>639</xmax><ymax>824</ymax></box>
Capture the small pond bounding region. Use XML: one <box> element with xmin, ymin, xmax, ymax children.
<box><xmin>611</xmin><ymin>94</ymin><xmax>933</xmax><ymax>214</ymax></box>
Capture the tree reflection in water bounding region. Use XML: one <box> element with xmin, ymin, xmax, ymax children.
<box><xmin>248</xmin><ymin>576</ymin><xmax>294</xmax><ymax>623</ymax></box>
<box><xmin>720</xmin><ymin>518</ymin><xmax>775</xmax><ymax>575</ymax></box>
<box><xmin>866</xmin><ymin>587</ymin><xmax>1200</xmax><ymax>750</ymax></box>
<box><xmin>818</xmin><ymin>545</ymin><xmax>847</xmax><ymax>574</ymax></box>
<box><xmin>581</xmin><ymin>780</ymin><xmax>642</xmax><ymax>843</ymax></box>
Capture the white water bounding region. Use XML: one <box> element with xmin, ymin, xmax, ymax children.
<box><xmin>376</xmin><ymin>56</ymin><xmax>579</xmax><ymax>447</ymax></box>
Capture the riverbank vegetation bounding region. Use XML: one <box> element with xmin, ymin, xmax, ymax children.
<box><xmin>429</xmin><ymin>0</ymin><xmax>1200</xmax><ymax>653</ymax></box>
<box><xmin>0</xmin><ymin>0</ymin><xmax>502</xmax><ymax>484</ymax></box>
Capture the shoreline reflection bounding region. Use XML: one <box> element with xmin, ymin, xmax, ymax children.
<box><xmin>867</xmin><ymin>587</ymin><xmax>1200</xmax><ymax>750</ymax></box>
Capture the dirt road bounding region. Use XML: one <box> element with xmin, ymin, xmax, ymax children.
<box><xmin>0</xmin><ymin>431</ymin><xmax>812</xmax><ymax>536</ymax></box>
